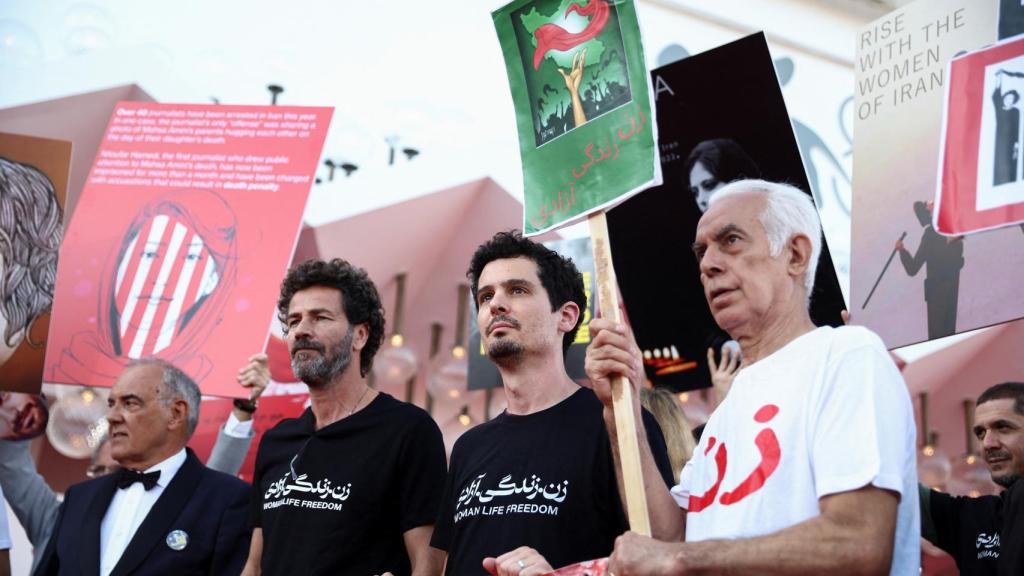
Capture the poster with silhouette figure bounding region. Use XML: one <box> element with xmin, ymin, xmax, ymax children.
<box><xmin>44</xmin><ymin>102</ymin><xmax>332</xmax><ymax>397</ymax></box>
<box><xmin>936</xmin><ymin>36</ymin><xmax>1024</xmax><ymax>235</ymax></box>
<box><xmin>853</xmin><ymin>0</ymin><xmax>1024</xmax><ymax>349</ymax></box>
<box><xmin>493</xmin><ymin>0</ymin><xmax>660</xmax><ymax>235</ymax></box>
<box><xmin>0</xmin><ymin>133</ymin><xmax>70</xmax><ymax>394</ymax></box>
<box><xmin>606</xmin><ymin>33</ymin><xmax>846</xmax><ymax>392</ymax></box>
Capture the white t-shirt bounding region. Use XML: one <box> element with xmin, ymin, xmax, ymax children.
<box><xmin>671</xmin><ymin>326</ymin><xmax>920</xmax><ymax>575</ymax></box>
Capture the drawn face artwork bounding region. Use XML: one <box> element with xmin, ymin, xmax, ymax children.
<box><xmin>112</xmin><ymin>212</ymin><xmax>220</xmax><ymax>358</ymax></box>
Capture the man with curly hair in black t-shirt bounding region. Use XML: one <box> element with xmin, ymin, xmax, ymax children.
<box><xmin>430</xmin><ymin>231</ymin><xmax>672</xmax><ymax>576</ymax></box>
<box><xmin>243</xmin><ymin>259</ymin><xmax>447</xmax><ymax>576</ymax></box>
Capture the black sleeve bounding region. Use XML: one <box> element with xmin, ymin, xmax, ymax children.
<box><xmin>999</xmin><ymin>481</ymin><xmax>1024</xmax><ymax>576</ymax></box>
<box><xmin>398</xmin><ymin>413</ymin><xmax>448</xmax><ymax>533</ymax></box>
<box><xmin>919</xmin><ymin>484</ymin><xmax>938</xmax><ymax>544</ymax></box>
<box><xmin>927</xmin><ymin>487</ymin><xmax>961</xmax><ymax>557</ymax></box>
<box><xmin>429</xmin><ymin>444</ymin><xmax>459</xmax><ymax>551</ymax></box>
<box><xmin>641</xmin><ymin>408</ymin><xmax>675</xmax><ymax>487</ymax></box>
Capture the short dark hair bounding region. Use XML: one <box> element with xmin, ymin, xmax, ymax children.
<box><xmin>277</xmin><ymin>258</ymin><xmax>385</xmax><ymax>377</ymax></box>
<box><xmin>977</xmin><ymin>382</ymin><xmax>1024</xmax><ymax>416</ymax></box>
<box><xmin>467</xmin><ymin>230</ymin><xmax>586</xmax><ymax>355</ymax></box>
<box><xmin>0</xmin><ymin>157</ymin><xmax>64</xmax><ymax>347</ymax></box>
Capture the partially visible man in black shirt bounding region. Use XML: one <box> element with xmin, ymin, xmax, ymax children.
<box><xmin>922</xmin><ymin>381</ymin><xmax>1024</xmax><ymax>576</ymax></box>
<box><xmin>243</xmin><ymin>259</ymin><xmax>446</xmax><ymax>576</ymax></box>
<box><xmin>431</xmin><ymin>232</ymin><xmax>672</xmax><ymax>575</ymax></box>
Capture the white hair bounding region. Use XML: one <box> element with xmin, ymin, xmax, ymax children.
<box><xmin>128</xmin><ymin>357</ymin><xmax>201</xmax><ymax>438</ymax></box>
<box><xmin>708</xmin><ymin>179</ymin><xmax>822</xmax><ymax>297</ymax></box>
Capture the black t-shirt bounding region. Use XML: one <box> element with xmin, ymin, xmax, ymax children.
<box><xmin>252</xmin><ymin>393</ymin><xmax>446</xmax><ymax>576</ymax></box>
<box><xmin>431</xmin><ymin>387</ymin><xmax>673</xmax><ymax>574</ymax></box>
<box><xmin>929</xmin><ymin>479</ymin><xmax>1024</xmax><ymax>576</ymax></box>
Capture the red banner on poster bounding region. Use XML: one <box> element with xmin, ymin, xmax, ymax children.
<box><xmin>189</xmin><ymin>393</ymin><xmax>309</xmax><ymax>482</ymax></box>
<box><xmin>44</xmin><ymin>102</ymin><xmax>332</xmax><ymax>397</ymax></box>
<box><xmin>936</xmin><ymin>36</ymin><xmax>1024</xmax><ymax>235</ymax></box>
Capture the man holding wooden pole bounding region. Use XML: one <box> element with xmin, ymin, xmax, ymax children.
<box><xmin>429</xmin><ymin>231</ymin><xmax>673</xmax><ymax>575</ymax></box>
<box><xmin>587</xmin><ymin>180</ymin><xmax>920</xmax><ymax>575</ymax></box>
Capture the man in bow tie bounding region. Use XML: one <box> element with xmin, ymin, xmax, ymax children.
<box><xmin>35</xmin><ymin>358</ymin><xmax>251</xmax><ymax>576</ymax></box>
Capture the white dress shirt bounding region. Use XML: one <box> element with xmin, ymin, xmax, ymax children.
<box><xmin>99</xmin><ymin>449</ymin><xmax>187</xmax><ymax>576</ymax></box>
<box><xmin>222</xmin><ymin>412</ymin><xmax>254</xmax><ymax>438</ymax></box>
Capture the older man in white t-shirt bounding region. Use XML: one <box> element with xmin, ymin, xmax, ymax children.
<box><xmin>586</xmin><ymin>179</ymin><xmax>919</xmax><ymax>575</ymax></box>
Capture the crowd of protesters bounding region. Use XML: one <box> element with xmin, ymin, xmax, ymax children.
<box><xmin>0</xmin><ymin>179</ymin><xmax>1020</xmax><ymax>576</ymax></box>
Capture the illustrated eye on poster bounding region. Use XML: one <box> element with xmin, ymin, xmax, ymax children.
<box><xmin>0</xmin><ymin>132</ymin><xmax>71</xmax><ymax>394</ymax></box>
<box><xmin>45</xmin><ymin>102</ymin><xmax>333</xmax><ymax>398</ymax></box>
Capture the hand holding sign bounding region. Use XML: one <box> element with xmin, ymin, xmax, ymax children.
<box><xmin>484</xmin><ymin>546</ymin><xmax>554</xmax><ymax>576</ymax></box>
<box><xmin>494</xmin><ymin>0</ymin><xmax>659</xmax><ymax>534</ymax></box>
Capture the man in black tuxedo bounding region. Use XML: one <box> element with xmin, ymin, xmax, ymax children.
<box><xmin>36</xmin><ymin>358</ymin><xmax>251</xmax><ymax>576</ymax></box>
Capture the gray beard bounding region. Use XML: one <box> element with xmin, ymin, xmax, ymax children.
<box><xmin>292</xmin><ymin>329</ymin><xmax>354</xmax><ymax>387</ymax></box>
<box><xmin>487</xmin><ymin>338</ymin><xmax>524</xmax><ymax>367</ymax></box>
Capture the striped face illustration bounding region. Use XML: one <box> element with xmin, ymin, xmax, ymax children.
<box><xmin>113</xmin><ymin>212</ymin><xmax>220</xmax><ymax>358</ymax></box>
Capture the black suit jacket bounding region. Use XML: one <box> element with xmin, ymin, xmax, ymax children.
<box><xmin>35</xmin><ymin>448</ymin><xmax>250</xmax><ymax>576</ymax></box>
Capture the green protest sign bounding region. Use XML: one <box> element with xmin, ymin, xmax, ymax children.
<box><xmin>493</xmin><ymin>0</ymin><xmax>660</xmax><ymax>235</ymax></box>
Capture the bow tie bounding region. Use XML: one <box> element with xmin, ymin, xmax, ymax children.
<box><xmin>116</xmin><ymin>468</ymin><xmax>161</xmax><ymax>491</ymax></box>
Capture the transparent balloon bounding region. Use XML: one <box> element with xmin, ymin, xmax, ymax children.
<box><xmin>946</xmin><ymin>454</ymin><xmax>998</xmax><ymax>497</ymax></box>
<box><xmin>917</xmin><ymin>445</ymin><xmax>953</xmax><ymax>489</ymax></box>
<box><xmin>0</xmin><ymin>20</ymin><xmax>44</xmax><ymax>66</ymax></box>
<box><xmin>63</xmin><ymin>26</ymin><xmax>111</xmax><ymax>55</ymax></box>
<box><xmin>63</xmin><ymin>3</ymin><xmax>116</xmax><ymax>56</ymax></box>
<box><xmin>47</xmin><ymin>387</ymin><xmax>109</xmax><ymax>459</ymax></box>
<box><xmin>372</xmin><ymin>341</ymin><xmax>419</xmax><ymax>390</ymax></box>
<box><xmin>426</xmin><ymin>347</ymin><xmax>468</xmax><ymax>405</ymax></box>
<box><xmin>64</xmin><ymin>3</ymin><xmax>116</xmax><ymax>33</ymax></box>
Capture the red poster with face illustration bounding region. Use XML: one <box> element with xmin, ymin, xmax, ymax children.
<box><xmin>44</xmin><ymin>102</ymin><xmax>332</xmax><ymax>397</ymax></box>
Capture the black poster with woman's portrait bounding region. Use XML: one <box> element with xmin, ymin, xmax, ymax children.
<box><xmin>606</xmin><ymin>32</ymin><xmax>846</xmax><ymax>392</ymax></box>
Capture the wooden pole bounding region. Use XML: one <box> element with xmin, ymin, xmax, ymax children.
<box><xmin>588</xmin><ymin>211</ymin><xmax>651</xmax><ymax>536</ymax></box>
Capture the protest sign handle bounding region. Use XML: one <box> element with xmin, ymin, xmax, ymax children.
<box><xmin>588</xmin><ymin>210</ymin><xmax>652</xmax><ymax>537</ymax></box>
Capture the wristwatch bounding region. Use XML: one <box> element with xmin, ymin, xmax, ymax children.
<box><xmin>233</xmin><ymin>398</ymin><xmax>258</xmax><ymax>414</ymax></box>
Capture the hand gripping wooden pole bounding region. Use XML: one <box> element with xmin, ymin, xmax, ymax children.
<box><xmin>588</xmin><ymin>211</ymin><xmax>651</xmax><ymax>536</ymax></box>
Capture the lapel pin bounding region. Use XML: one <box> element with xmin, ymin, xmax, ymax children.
<box><xmin>166</xmin><ymin>529</ymin><xmax>189</xmax><ymax>551</ymax></box>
